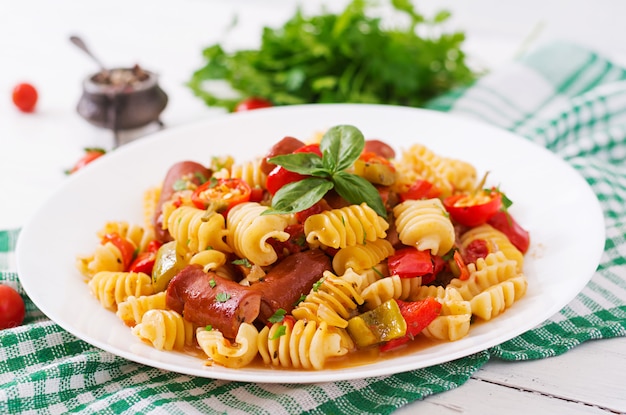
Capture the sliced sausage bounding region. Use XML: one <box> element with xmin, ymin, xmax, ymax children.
<box><xmin>153</xmin><ymin>161</ymin><xmax>211</xmax><ymax>242</ymax></box>
<box><xmin>260</xmin><ymin>136</ymin><xmax>306</xmax><ymax>175</ymax></box>
<box><xmin>248</xmin><ymin>249</ymin><xmax>332</xmax><ymax>323</ymax></box>
<box><xmin>165</xmin><ymin>264</ymin><xmax>261</xmax><ymax>339</ymax></box>
<box><xmin>364</xmin><ymin>139</ymin><xmax>395</xmax><ymax>159</ymax></box>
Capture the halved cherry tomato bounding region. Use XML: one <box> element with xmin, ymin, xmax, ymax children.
<box><xmin>234</xmin><ymin>97</ymin><xmax>273</xmax><ymax>112</ymax></box>
<box><xmin>128</xmin><ymin>240</ymin><xmax>162</xmax><ymax>275</ymax></box>
<box><xmin>379</xmin><ymin>297</ymin><xmax>442</xmax><ymax>352</ymax></box>
<box><xmin>102</xmin><ymin>233</ymin><xmax>136</xmax><ymax>270</ymax></box>
<box><xmin>399</xmin><ymin>179</ymin><xmax>441</xmax><ymax>201</ymax></box>
<box><xmin>66</xmin><ymin>148</ymin><xmax>106</xmax><ymax>174</ymax></box>
<box><xmin>191</xmin><ymin>177</ymin><xmax>252</xmax><ymax>214</ymax></box>
<box><xmin>487</xmin><ymin>210</ymin><xmax>530</xmax><ymax>253</ymax></box>
<box><xmin>387</xmin><ymin>247</ymin><xmax>434</xmax><ymax>279</ymax></box>
<box><xmin>0</xmin><ymin>285</ymin><xmax>26</xmax><ymax>330</ymax></box>
<box><xmin>265</xmin><ymin>144</ymin><xmax>322</xmax><ymax>195</ymax></box>
<box><xmin>443</xmin><ymin>188</ymin><xmax>502</xmax><ymax>227</ymax></box>
<box><xmin>12</xmin><ymin>82</ymin><xmax>38</xmax><ymax>113</ymax></box>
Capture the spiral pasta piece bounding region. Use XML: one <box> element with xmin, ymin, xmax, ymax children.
<box><xmin>76</xmin><ymin>242</ymin><xmax>125</xmax><ymax>279</ymax></box>
<box><xmin>449</xmin><ymin>251</ymin><xmax>521</xmax><ymax>302</ymax></box>
<box><xmin>116</xmin><ymin>292</ymin><xmax>167</xmax><ymax>327</ymax></box>
<box><xmin>165</xmin><ymin>205</ymin><xmax>232</xmax><ymax>255</ymax></box>
<box><xmin>332</xmin><ymin>239</ymin><xmax>395</xmax><ymax>275</ymax></box>
<box><xmin>226</xmin><ymin>202</ymin><xmax>291</xmax><ymax>266</ymax></box>
<box><xmin>393</xmin><ymin>198</ymin><xmax>455</xmax><ymax>256</ymax></box>
<box><xmin>460</xmin><ymin>224</ymin><xmax>524</xmax><ymax>272</ymax></box>
<box><xmin>258</xmin><ymin>320</ymin><xmax>351</xmax><ymax>370</ymax></box>
<box><xmin>132</xmin><ymin>309</ymin><xmax>194</xmax><ymax>351</ymax></box>
<box><xmin>421</xmin><ymin>287</ymin><xmax>472</xmax><ymax>341</ymax></box>
<box><xmin>88</xmin><ymin>271</ymin><xmax>154</xmax><ymax>311</ymax></box>
<box><xmin>143</xmin><ymin>186</ymin><xmax>161</xmax><ymax>232</ymax></box>
<box><xmin>189</xmin><ymin>250</ymin><xmax>227</xmax><ymax>273</ymax></box>
<box><xmin>305</xmin><ymin>203</ymin><xmax>389</xmax><ymax>249</ymax></box>
<box><xmin>292</xmin><ymin>269</ymin><xmax>365</xmax><ymax>328</ymax></box>
<box><xmin>469</xmin><ymin>275</ymin><xmax>528</xmax><ymax>321</ymax></box>
<box><xmin>360</xmin><ymin>275</ymin><xmax>424</xmax><ymax>310</ymax></box>
<box><xmin>196</xmin><ymin>323</ymin><xmax>259</xmax><ymax>368</ymax></box>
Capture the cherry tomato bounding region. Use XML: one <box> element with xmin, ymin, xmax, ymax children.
<box><xmin>443</xmin><ymin>188</ymin><xmax>502</xmax><ymax>227</ymax></box>
<box><xmin>0</xmin><ymin>285</ymin><xmax>26</xmax><ymax>330</ymax></box>
<box><xmin>399</xmin><ymin>179</ymin><xmax>441</xmax><ymax>202</ymax></box>
<box><xmin>191</xmin><ymin>177</ymin><xmax>251</xmax><ymax>214</ymax></box>
<box><xmin>67</xmin><ymin>148</ymin><xmax>106</xmax><ymax>174</ymax></box>
<box><xmin>487</xmin><ymin>211</ymin><xmax>530</xmax><ymax>253</ymax></box>
<box><xmin>265</xmin><ymin>144</ymin><xmax>322</xmax><ymax>195</ymax></box>
<box><xmin>101</xmin><ymin>233</ymin><xmax>137</xmax><ymax>270</ymax></box>
<box><xmin>12</xmin><ymin>83</ymin><xmax>38</xmax><ymax>113</ymax></box>
<box><xmin>234</xmin><ymin>97</ymin><xmax>273</xmax><ymax>112</ymax></box>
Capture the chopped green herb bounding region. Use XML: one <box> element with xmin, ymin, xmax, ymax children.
<box><xmin>209</xmin><ymin>278</ymin><xmax>217</xmax><ymax>288</ymax></box>
<box><xmin>172</xmin><ymin>179</ymin><xmax>188</xmax><ymax>191</ymax></box>
<box><xmin>194</xmin><ymin>171</ymin><xmax>209</xmax><ymax>184</ymax></box>
<box><xmin>293</xmin><ymin>294</ymin><xmax>307</xmax><ymax>307</ymax></box>
<box><xmin>215</xmin><ymin>292</ymin><xmax>231</xmax><ymax>302</ymax></box>
<box><xmin>268</xmin><ymin>308</ymin><xmax>287</xmax><ymax>323</ymax></box>
<box><xmin>232</xmin><ymin>258</ymin><xmax>252</xmax><ymax>268</ymax></box>
<box><xmin>312</xmin><ymin>278</ymin><xmax>325</xmax><ymax>292</ymax></box>
<box><xmin>269</xmin><ymin>324</ymin><xmax>287</xmax><ymax>340</ymax></box>
<box><xmin>205</xmin><ymin>325</ymin><xmax>213</xmax><ymax>331</ymax></box>
<box><xmin>371</xmin><ymin>266</ymin><xmax>384</xmax><ymax>278</ymax></box>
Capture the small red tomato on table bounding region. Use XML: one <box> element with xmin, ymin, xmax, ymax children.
<box><xmin>0</xmin><ymin>285</ymin><xmax>26</xmax><ymax>330</ymax></box>
<box><xmin>66</xmin><ymin>148</ymin><xmax>106</xmax><ymax>174</ymax></box>
<box><xmin>12</xmin><ymin>82</ymin><xmax>38</xmax><ymax>113</ymax></box>
<box><xmin>234</xmin><ymin>97</ymin><xmax>272</xmax><ymax>112</ymax></box>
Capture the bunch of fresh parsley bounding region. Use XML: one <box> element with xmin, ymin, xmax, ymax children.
<box><xmin>187</xmin><ymin>0</ymin><xmax>478</xmax><ymax>111</ymax></box>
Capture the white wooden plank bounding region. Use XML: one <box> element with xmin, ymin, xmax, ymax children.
<box><xmin>473</xmin><ymin>336</ymin><xmax>626</xmax><ymax>413</ymax></box>
<box><xmin>395</xmin><ymin>378</ymin><xmax>612</xmax><ymax>415</ymax></box>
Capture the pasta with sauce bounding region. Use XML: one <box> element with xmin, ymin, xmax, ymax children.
<box><xmin>77</xmin><ymin>124</ymin><xmax>531</xmax><ymax>371</ymax></box>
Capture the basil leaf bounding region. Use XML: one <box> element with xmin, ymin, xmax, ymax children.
<box><xmin>332</xmin><ymin>171</ymin><xmax>386</xmax><ymax>217</ymax></box>
<box><xmin>320</xmin><ymin>125</ymin><xmax>365</xmax><ymax>172</ymax></box>
<box><xmin>264</xmin><ymin>177</ymin><xmax>334</xmax><ymax>215</ymax></box>
<box><xmin>268</xmin><ymin>152</ymin><xmax>325</xmax><ymax>175</ymax></box>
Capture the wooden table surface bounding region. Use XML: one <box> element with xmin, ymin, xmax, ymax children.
<box><xmin>2</xmin><ymin>1</ymin><xmax>625</xmax><ymax>413</ymax></box>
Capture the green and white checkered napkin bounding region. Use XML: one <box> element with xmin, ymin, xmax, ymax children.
<box><xmin>2</xmin><ymin>40</ymin><xmax>626</xmax><ymax>414</ymax></box>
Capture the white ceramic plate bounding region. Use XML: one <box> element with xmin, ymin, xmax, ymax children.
<box><xmin>16</xmin><ymin>104</ymin><xmax>605</xmax><ymax>383</ymax></box>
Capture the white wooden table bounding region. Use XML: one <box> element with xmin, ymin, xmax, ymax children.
<box><xmin>2</xmin><ymin>1</ymin><xmax>625</xmax><ymax>413</ymax></box>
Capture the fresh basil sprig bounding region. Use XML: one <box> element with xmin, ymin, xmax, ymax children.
<box><xmin>263</xmin><ymin>125</ymin><xmax>386</xmax><ymax>217</ymax></box>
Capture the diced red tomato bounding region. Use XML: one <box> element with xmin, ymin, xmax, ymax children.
<box><xmin>249</xmin><ymin>187</ymin><xmax>265</xmax><ymax>203</ymax></box>
<box><xmin>379</xmin><ymin>298</ymin><xmax>442</xmax><ymax>352</ymax></box>
<box><xmin>191</xmin><ymin>178</ymin><xmax>251</xmax><ymax>214</ymax></box>
<box><xmin>443</xmin><ymin>188</ymin><xmax>502</xmax><ymax>227</ymax></box>
<box><xmin>487</xmin><ymin>210</ymin><xmax>530</xmax><ymax>253</ymax></box>
<box><xmin>67</xmin><ymin>148</ymin><xmax>106</xmax><ymax>174</ymax></box>
<box><xmin>451</xmin><ymin>250</ymin><xmax>470</xmax><ymax>280</ymax></box>
<box><xmin>128</xmin><ymin>240</ymin><xmax>162</xmax><ymax>274</ymax></box>
<box><xmin>267</xmin><ymin>224</ymin><xmax>307</xmax><ymax>259</ymax></box>
<box><xmin>399</xmin><ymin>180</ymin><xmax>441</xmax><ymax>202</ymax></box>
<box><xmin>387</xmin><ymin>247</ymin><xmax>434</xmax><ymax>279</ymax></box>
<box><xmin>101</xmin><ymin>233</ymin><xmax>136</xmax><ymax>270</ymax></box>
<box><xmin>295</xmin><ymin>199</ymin><xmax>332</xmax><ymax>223</ymax></box>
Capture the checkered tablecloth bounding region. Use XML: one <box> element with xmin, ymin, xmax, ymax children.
<box><xmin>2</xmin><ymin>40</ymin><xmax>626</xmax><ymax>414</ymax></box>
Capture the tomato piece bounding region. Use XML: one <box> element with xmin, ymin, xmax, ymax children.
<box><xmin>234</xmin><ymin>97</ymin><xmax>273</xmax><ymax>112</ymax></box>
<box><xmin>128</xmin><ymin>240</ymin><xmax>163</xmax><ymax>275</ymax></box>
<box><xmin>12</xmin><ymin>82</ymin><xmax>38</xmax><ymax>112</ymax></box>
<box><xmin>67</xmin><ymin>148</ymin><xmax>106</xmax><ymax>174</ymax></box>
<box><xmin>265</xmin><ymin>143</ymin><xmax>322</xmax><ymax>195</ymax></box>
<box><xmin>379</xmin><ymin>298</ymin><xmax>442</xmax><ymax>352</ymax></box>
<box><xmin>295</xmin><ymin>199</ymin><xmax>331</xmax><ymax>223</ymax></box>
<box><xmin>0</xmin><ymin>285</ymin><xmax>26</xmax><ymax>330</ymax></box>
<box><xmin>443</xmin><ymin>188</ymin><xmax>502</xmax><ymax>227</ymax></box>
<box><xmin>487</xmin><ymin>211</ymin><xmax>530</xmax><ymax>253</ymax></box>
<box><xmin>191</xmin><ymin>178</ymin><xmax>252</xmax><ymax>213</ymax></box>
<box><xmin>387</xmin><ymin>247</ymin><xmax>434</xmax><ymax>279</ymax></box>
<box><xmin>249</xmin><ymin>187</ymin><xmax>265</xmax><ymax>203</ymax></box>
<box><xmin>450</xmin><ymin>250</ymin><xmax>470</xmax><ymax>280</ymax></box>
<box><xmin>354</xmin><ymin>152</ymin><xmax>396</xmax><ymax>186</ymax></box>
<box><xmin>399</xmin><ymin>179</ymin><xmax>441</xmax><ymax>201</ymax></box>
<box><xmin>101</xmin><ymin>233</ymin><xmax>136</xmax><ymax>270</ymax></box>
